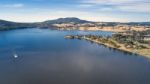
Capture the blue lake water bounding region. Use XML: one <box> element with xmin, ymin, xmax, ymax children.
<box><xmin>0</xmin><ymin>28</ymin><xmax>150</xmax><ymax>84</ymax></box>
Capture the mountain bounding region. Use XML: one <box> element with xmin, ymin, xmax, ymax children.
<box><xmin>0</xmin><ymin>17</ymin><xmax>93</xmax><ymax>30</ymax></box>
<box><xmin>37</xmin><ymin>17</ymin><xmax>93</xmax><ymax>28</ymax></box>
<box><xmin>0</xmin><ymin>17</ymin><xmax>150</xmax><ymax>31</ymax></box>
<box><xmin>44</xmin><ymin>17</ymin><xmax>92</xmax><ymax>24</ymax></box>
<box><xmin>0</xmin><ymin>20</ymin><xmax>16</xmax><ymax>26</ymax></box>
<box><xmin>0</xmin><ymin>20</ymin><xmax>37</xmax><ymax>30</ymax></box>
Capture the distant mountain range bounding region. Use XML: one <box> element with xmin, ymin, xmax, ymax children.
<box><xmin>0</xmin><ymin>17</ymin><xmax>150</xmax><ymax>30</ymax></box>
<box><xmin>0</xmin><ymin>19</ymin><xmax>36</xmax><ymax>30</ymax></box>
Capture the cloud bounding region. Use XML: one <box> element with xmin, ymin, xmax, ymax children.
<box><xmin>117</xmin><ymin>3</ymin><xmax>150</xmax><ymax>12</ymax></box>
<box><xmin>33</xmin><ymin>0</ymin><xmax>45</xmax><ymax>1</ymax></box>
<box><xmin>3</xmin><ymin>3</ymin><xmax>24</xmax><ymax>8</ymax></box>
<box><xmin>78</xmin><ymin>4</ymin><xmax>94</xmax><ymax>8</ymax></box>
<box><xmin>0</xmin><ymin>9</ymin><xmax>133</xmax><ymax>22</ymax></box>
<box><xmin>81</xmin><ymin>0</ymin><xmax>147</xmax><ymax>5</ymax></box>
<box><xmin>80</xmin><ymin>0</ymin><xmax>150</xmax><ymax>13</ymax></box>
<box><xmin>0</xmin><ymin>0</ymin><xmax>150</xmax><ymax>22</ymax></box>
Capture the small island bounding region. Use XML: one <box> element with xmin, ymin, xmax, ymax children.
<box><xmin>65</xmin><ymin>30</ymin><xmax>150</xmax><ymax>58</ymax></box>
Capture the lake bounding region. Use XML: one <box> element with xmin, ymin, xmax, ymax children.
<box><xmin>0</xmin><ymin>28</ymin><xmax>150</xmax><ymax>84</ymax></box>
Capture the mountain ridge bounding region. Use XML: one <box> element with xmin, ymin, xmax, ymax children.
<box><xmin>44</xmin><ymin>17</ymin><xmax>92</xmax><ymax>24</ymax></box>
<box><xmin>0</xmin><ymin>17</ymin><xmax>150</xmax><ymax>30</ymax></box>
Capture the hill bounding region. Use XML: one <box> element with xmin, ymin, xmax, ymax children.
<box><xmin>0</xmin><ymin>17</ymin><xmax>150</xmax><ymax>30</ymax></box>
<box><xmin>44</xmin><ymin>17</ymin><xmax>92</xmax><ymax>24</ymax></box>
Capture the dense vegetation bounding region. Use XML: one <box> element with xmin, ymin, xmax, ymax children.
<box><xmin>65</xmin><ymin>35</ymin><xmax>120</xmax><ymax>48</ymax></box>
<box><xmin>112</xmin><ymin>30</ymin><xmax>150</xmax><ymax>49</ymax></box>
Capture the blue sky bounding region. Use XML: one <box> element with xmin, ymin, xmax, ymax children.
<box><xmin>0</xmin><ymin>0</ymin><xmax>150</xmax><ymax>22</ymax></box>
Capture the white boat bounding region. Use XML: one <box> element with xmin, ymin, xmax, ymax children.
<box><xmin>14</xmin><ymin>54</ymin><xmax>18</xmax><ymax>58</ymax></box>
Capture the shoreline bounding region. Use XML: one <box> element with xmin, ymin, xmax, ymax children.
<box><xmin>65</xmin><ymin>35</ymin><xmax>150</xmax><ymax>59</ymax></box>
<box><xmin>56</xmin><ymin>26</ymin><xmax>150</xmax><ymax>33</ymax></box>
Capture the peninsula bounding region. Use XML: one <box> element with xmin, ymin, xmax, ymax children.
<box><xmin>65</xmin><ymin>30</ymin><xmax>150</xmax><ymax>58</ymax></box>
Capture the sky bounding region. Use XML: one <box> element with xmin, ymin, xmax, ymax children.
<box><xmin>0</xmin><ymin>0</ymin><xmax>150</xmax><ymax>22</ymax></box>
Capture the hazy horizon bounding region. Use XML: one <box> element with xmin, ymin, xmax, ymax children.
<box><xmin>0</xmin><ymin>0</ymin><xmax>150</xmax><ymax>22</ymax></box>
<box><xmin>1</xmin><ymin>17</ymin><xmax>150</xmax><ymax>23</ymax></box>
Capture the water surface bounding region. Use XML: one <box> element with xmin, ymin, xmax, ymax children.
<box><xmin>0</xmin><ymin>28</ymin><xmax>150</xmax><ymax>84</ymax></box>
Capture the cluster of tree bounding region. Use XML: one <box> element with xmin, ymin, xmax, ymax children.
<box><xmin>66</xmin><ymin>35</ymin><xmax>120</xmax><ymax>48</ymax></box>
<box><xmin>141</xmin><ymin>29</ymin><xmax>150</xmax><ymax>35</ymax></box>
<box><xmin>112</xmin><ymin>32</ymin><xmax>147</xmax><ymax>49</ymax></box>
<box><xmin>85</xmin><ymin>35</ymin><xmax>120</xmax><ymax>48</ymax></box>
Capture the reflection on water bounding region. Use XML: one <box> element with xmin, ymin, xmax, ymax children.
<box><xmin>0</xmin><ymin>28</ymin><xmax>150</xmax><ymax>84</ymax></box>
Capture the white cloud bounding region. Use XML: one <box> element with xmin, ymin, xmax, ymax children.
<box><xmin>117</xmin><ymin>3</ymin><xmax>150</xmax><ymax>12</ymax></box>
<box><xmin>78</xmin><ymin>4</ymin><xmax>94</xmax><ymax>8</ymax></box>
<box><xmin>3</xmin><ymin>3</ymin><xmax>24</xmax><ymax>8</ymax></box>
<box><xmin>99</xmin><ymin>7</ymin><xmax>114</xmax><ymax>11</ymax></box>
<box><xmin>81</xmin><ymin>0</ymin><xmax>145</xmax><ymax>5</ymax></box>
<box><xmin>80</xmin><ymin>0</ymin><xmax>150</xmax><ymax>13</ymax></box>
<box><xmin>0</xmin><ymin>0</ymin><xmax>150</xmax><ymax>22</ymax></box>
